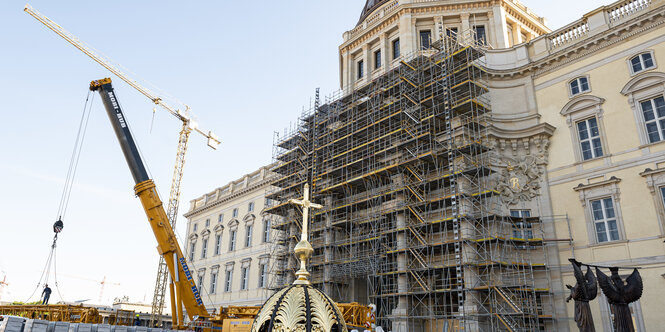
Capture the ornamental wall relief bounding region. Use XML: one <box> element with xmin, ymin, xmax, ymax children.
<box><xmin>488</xmin><ymin>132</ymin><xmax>551</xmax><ymax>206</ymax></box>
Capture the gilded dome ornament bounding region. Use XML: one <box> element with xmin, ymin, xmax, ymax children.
<box><xmin>250</xmin><ymin>184</ymin><xmax>348</xmax><ymax>332</ymax></box>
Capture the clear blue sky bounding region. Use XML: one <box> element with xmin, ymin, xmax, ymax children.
<box><xmin>0</xmin><ymin>0</ymin><xmax>609</xmax><ymax>305</ymax></box>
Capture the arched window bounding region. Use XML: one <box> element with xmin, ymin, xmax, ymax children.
<box><xmin>569</xmin><ymin>76</ymin><xmax>590</xmax><ymax>97</ymax></box>
<box><xmin>629</xmin><ymin>51</ymin><xmax>656</xmax><ymax>75</ymax></box>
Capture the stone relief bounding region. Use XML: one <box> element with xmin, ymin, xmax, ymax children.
<box><xmin>488</xmin><ymin>136</ymin><xmax>549</xmax><ymax>206</ymax></box>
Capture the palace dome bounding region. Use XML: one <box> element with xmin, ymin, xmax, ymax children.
<box><xmin>250</xmin><ymin>284</ymin><xmax>348</xmax><ymax>332</ymax></box>
<box><xmin>357</xmin><ymin>0</ymin><xmax>391</xmax><ymax>25</ymax></box>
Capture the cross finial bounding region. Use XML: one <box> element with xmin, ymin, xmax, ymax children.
<box><xmin>287</xmin><ymin>183</ymin><xmax>322</xmax><ymax>284</ymax></box>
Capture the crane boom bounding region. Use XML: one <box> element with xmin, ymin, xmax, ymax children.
<box><xmin>90</xmin><ymin>78</ymin><xmax>209</xmax><ymax>324</ymax></box>
<box><xmin>23</xmin><ymin>4</ymin><xmax>220</xmax><ymax>148</ymax></box>
<box><xmin>24</xmin><ymin>4</ymin><xmax>219</xmax><ymax>326</ymax></box>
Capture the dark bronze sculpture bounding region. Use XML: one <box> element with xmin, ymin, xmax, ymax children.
<box><xmin>596</xmin><ymin>267</ymin><xmax>643</xmax><ymax>332</ymax></box>
<box><xmin>566</xmin><ymin>259</ymin><xmax>597</xmax><ymax>332</ymax></box>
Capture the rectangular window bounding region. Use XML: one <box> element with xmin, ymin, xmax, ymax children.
<box><xmin>474</xmin><ymin>25</ymin><xmax>487</xmax><ymax>45</ymax></box>
<box><xmin>357</xmin><ymin>60</ymin><xmax>364</xmax><ymax>79</ymax></box>
<box><xmin>392</xmin><ymin>39</ymin><xmax>400</xmax><ymax>59</ymax></box>
<box><xmin>224</xmin><ymin>270</ymin><xmax>232</xmax><ymax>292</ymax></box>
<box><xmin>210</xmin><ymin>272</ymin><xmax>217</xmax><ymax>294</ymax></box>
<box><xmin>218</xmin><ymin>214</ymin><xmax>223</xmax><ymax>223</ymax></box>
<box><xmin>263</xmin><ymin>219</ymin><xmax>271</xmax><ymax>243</ymax></box>
<box><xmin>661</xmin><ymin>186</ymin><xmax>665</xmax><ymax>208</ymax></box>
<box><xmin>420</xmin><ymin>30</ymin><xmax>432</xmax><ymax>49</ymax></box>
<box><xmin>232</xmin><ymin>208</ymin><xmax>239</xmax><ymax>218</ymax></box>
<box><xmin>248</xmin><ymin>201</ymin><xmax>255</xmax><ymax>212</ymax></box>
<box><xmin>245</xmin><ymin>225</ymin><xmax>253</xmax><ymax>247</ymax></box>
<box><xmin>640</xmin><ymin>96</ymin><xmax>665</xmax><ymax>143</ymax></box>
<box><xmin>591</xmin><ymin>198</ymin><xmax>620</xmax><ymax>243</ymax></box>
<box><xmin>229</xmin><ymin>230</ymin><xmax>237</xmax><ymax>251</ymax></box>
<box><xmin>193</xmin><ymin>223</ymin><xmax>198</xmax><ymax>232</ymax></box>
<box><xmin>205</xmin><ymin>219</ymin><xmax>210</xmax><ymax>228</ymax></box>
<box><xmin>374</xmin><ymin>49</ymin><xmax>381</xmax><ymax>69</ymax></box>
<box><xmin>201</xmin><ymin>239</ymin><xmax>208</xmax><ymax>258</ymax></box>
<box><xmin>241</xmin><ymin>266</ymin><xmax>249</xmax><ymax>290</ymax></box>
<box><xmin>214</xmin><ymin>234</ymin><xmax>221</xmax><ymax>255</ymax></box>
<box><xmin>510</xmin><ymin>210</ymin><xmax>531</xmax><ymax>218</ymax></box>
<box><xmin>189</xmin><ymin>242</ymin><xmax>195</xmax><ymax>261</ymax></box>
<box><xmin>577</xmin><ymin>118</ymin><xmax>604</xmax><ymax>160</ymax></box>
<box><xmin>197</xmin><ymin>275</ymin><xmax>204</xmax><ymax>293</ymax></box>
<box><xmin>259</xmin><ymin>264</ymin><xmax>267</xmax><ymax>288</ymax></box>
<box><xmin>510</xmin><ymin>210</ymin><xmax>533</xmax><ymax>239</ymax></box>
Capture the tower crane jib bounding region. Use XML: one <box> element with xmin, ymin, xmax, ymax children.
<box><xmin>25</xmin><ymin>4</ymin><xmax>220</xmax><ymax>327</ymax></box>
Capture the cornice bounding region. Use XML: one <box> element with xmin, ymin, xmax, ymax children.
<box><xmin>488</xmin><ymin>6</ymin><xmax>665</xmax><ymax>79</ymax></box>
<box><xmin>184</xmin><ymin>177</ymin><xmax>275</xmax><ymax>218</ymax></box>
<box><xmin>488</xmin><ymin>122</ymin><xmax>555</xmax><ymax>139</ymax></box>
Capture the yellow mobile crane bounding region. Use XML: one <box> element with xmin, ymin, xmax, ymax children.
<box><xmin>89</xmin><ymin>78</ymin><xmax>212</xmax><ymax>329</ymax></box>
<box><xmin>23</xmin><ymin>5</ymin><xmax>219</xmax><ymax>327</ymax></box>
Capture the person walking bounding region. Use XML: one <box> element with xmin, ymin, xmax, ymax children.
<box><xmin>41</xmin><ymin>284</ymin><xmax>52</xmax><ymax>305</ymax></box>
<box><xmin>134</xmin><ymin>314</ymin><xmax>141</xmax><ymax>326</ymax></box>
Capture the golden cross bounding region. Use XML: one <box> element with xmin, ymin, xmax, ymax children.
<box><xmin>287</xmin><ymin>183</ymin><xmax>322</xmax><ymax>284</ymax></box>
<box><xmin>288</xmin><ymin>183</ymin><xmax>323</xmax><ymax>242</ymax></box>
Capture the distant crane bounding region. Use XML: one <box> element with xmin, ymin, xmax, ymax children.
<box><xmin>98</xmin><ymin>276</ymin><xmax>121</xmax><ymax>303</ymax></box>
<box><xmin>0</xmin><ymin>275</ymin><xmax>9</xmax><ymax>301</ymax></box>
<box><xmin>24</xmin><ymin>4</ymin><xmax>220</xmax><ymax>326</ymax></box>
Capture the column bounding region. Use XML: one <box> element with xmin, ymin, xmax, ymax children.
<box><xmin>399</xmin><ymin>11</ymin><xmax>415</xmax><ymax>55</ymax></box>
<box><xmin>362</xmin><ymin>44</ymin><xmax>370</xmax><ymax>81</ymax></box>
<box><xmin>491</xmin><ymin>5</ymin><xmax>509</xmax><ymax>48</ymax></box>
<box><xmin>460</xmin><ymin>13</ymin><xmax>471</xmax><ymax>45</ymax></box>
<box><xmin>513</xmin><ymin>22</ymin><xmax>523</xmax><ymax>44</ymax></box>
<box><xmin>380</xmin><ymin>32</ymin><xmax>388</xmax><ymax>73</ymax></box>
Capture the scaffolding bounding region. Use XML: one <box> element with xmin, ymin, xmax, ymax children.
<box><xmin>266</xmin><ymin>35</ymin><xmax>556</xmax><ymax>331</ymax></box>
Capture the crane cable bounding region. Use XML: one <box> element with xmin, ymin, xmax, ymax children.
<box><xmin>26</xmin><ymin>92</ymin><xmax>95</xmax><ymax>303</ymax></box>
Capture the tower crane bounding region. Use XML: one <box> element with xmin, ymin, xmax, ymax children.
<box><xmin>24</xmin><ymin>4</ymin><xmax>220</xmax><ymax>327</ymax></box>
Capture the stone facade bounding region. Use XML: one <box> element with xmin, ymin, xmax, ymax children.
<box><xmin>324</xmin><ymin>0</ymin><xmax>665</xmax><ymax>330</ymax></box>
<box><xmin>339</xmin><ymin>0</ymin><xmax>549</xmax><ymax>91</ymax></box>
<box><xmin>183</xmin><ymin>165</ymin><xmax>281</xmax><ymax>308</ymax></box>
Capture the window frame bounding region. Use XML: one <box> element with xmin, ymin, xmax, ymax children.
<box><xmin>392</xmin><ymin>38</ymin><xmax>400</xmax><ymax>60</ymax></box>
<box><xmin>189</xmin><ymin>241</ymin><xmax>196</xmax><ymax>261</ymax></box>
<box><xmin>621</xmin><ymin>72</ymin><xmax>665</xmax><ymax>146</ymax></box>
<box><xmin>574</xmin><ymin>177</ymin><xmax>626</xmax><ymax>245</ymax></box>
<box><xmin>638</xmin><ymin>96</ymin><xmax>665</xmax><ymax>143</ymax></box>
<box><xmin>218</xmin><ymin>213</ymin><xmax>223</xmax><ymax>223</ymax></box>
<box><xmin>224</xmin><ymin>269</ymin><xmax>233</xmax><ymax>292</ymax></box>
<box><xmin>201</xmin><ymin>238</ymin><xmax>208</xmax><ymax>258</ymax></box>
<box><xmin>560</xmin><ymin>95</ymin><xmax>609</xmax><ymax>164</ymax></box>
<box><xmin>640</xmin><ymin>167</ymin><xmax>665</xmax><ymax>235</ymax></box>
<box><xmin>245</xmin><ymin>225</ymin><xmax>253</xmax><ymax>248</ymax></box>
<box><xmin>248</xmin><ymin>201</ymin><xmax>254</xmax><ymax>212</ymax></box>
<box><xmin>576</xmin><ymin>117</ymin><xmax>604</xmax><ymax>161</ymax></box>
<box><xmin>258</xmin><ymin>263</ymin><xmax>267</xmax><ymax>288</ymax></box>
<box><xmin>205</xmin><ymin>219</ymin><xmax>210</xmax><ymax>228</ymax></box>
<box><xmin>590</xmin><ymin>197</ymin><xmax>621</xmax><ymax>243</ymax></box>
<box><xmin>214</xmin><ymin>234</ymin><xmax>222</xmax><ymax>255</ymax></box>
<box><xmin>419</xmin><ymin>29</ymin><xmax>432</xmax><ymax>50</ymax></box>
<box><xmin>240</xmin><ymin>266</ymin><xmax>249</xmax><ymax>291</ymax></box>
<box><xmin>229</xmin><ymin>229</ymin><xmax>237</xmax><ymax>251</ymax></box>
<box><xmin>357</xmin><ymin>59</ymin><xmax>365</xmax><ymax>79</ymax></box>
<box><xmin>473</xmin><ymin>25</ymin><xmax>487</xmax><ymax>46</ymax></box>
<box><xmin>232</xmin><ymin>208</ymin><xmax>239</xmax><ymax>218</ymax></box>
<box><xmin>263</xmin><ymin>218</ymin><xmax>271</xmax><ymax>243</ymax></box>
<box><xmin>628</xmin><ymin>51</ymin><xmax>656</xmax><ymax>76</ymax></box>
<box><xmin>209</xmin><ymin>271</ymin><xmax>217</xmax><ymax>294</ymax></box>
<box><xmin>374</xmin><ymin>49</ymin><xmax>382</xmax><ymax>70</ymax></box>
<box><xmin>569</xmin><ymin>76</ymin><xmax>591</xmax><ymax>97</ymax></box>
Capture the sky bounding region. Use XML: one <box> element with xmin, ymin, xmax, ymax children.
<box><xmin>0</xmin><ymin>0</ymin><xmax>610</xmax><ymax>306</ymax></box>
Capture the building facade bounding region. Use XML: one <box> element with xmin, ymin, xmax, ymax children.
<box><xmin>183</xmin><ymin>165</ymin><xmax>281</xmax><ymax>309</ymax></box>
<box><xmin>267</xmin><ymin>0</ymin><xmax>665</xmax><ymax>331</ymax></box>
<box><xmin>488</xmin><ymin>0</ymin><xmax>665</xmax><ymax>330</ymax></box>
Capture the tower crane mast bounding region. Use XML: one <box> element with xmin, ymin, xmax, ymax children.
<box><xmin>24</xmin><ymin>5</ymin><xmax>220</xmax><ymax>327</ymax></box>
